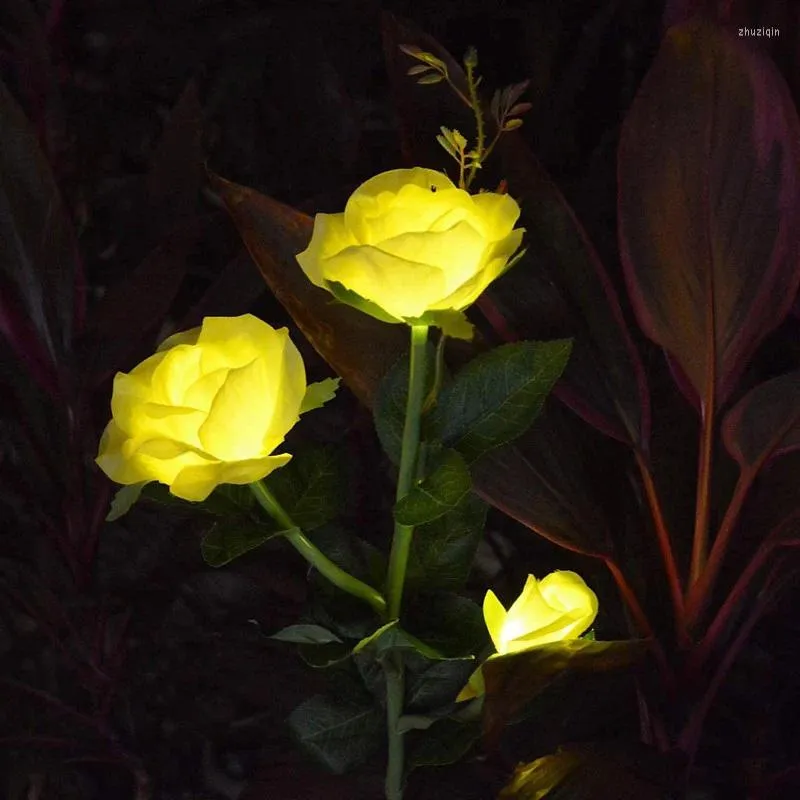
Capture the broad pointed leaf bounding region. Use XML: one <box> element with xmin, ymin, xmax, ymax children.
<box><xmin>618</xmin><ymin>20</ymin><xmax>800</xmax><ymax>413</ymax></box>
<box><xmin>438</xmin><ymin>340</ymin><xmax>572</xmax><ymax>463</ymax></box>
<box><xmin>271</xmin><ymin>624</ymin><xmax>342</xmax><ymax>645</ymax></box>
<box><xmin>263</xmin><ymin>444</ymin><xmax>347</xmax><ymax>532</ymax></box>
<box><xmin>482</xmin><ymin>639</ymin><xmax>648</xmax><ymax>746</ymax></box>
<box><xmin>722</xmin><ymin>370</ymin><xmax>800</xmax><ymax>475</ymax></box>
<box><xmin>288</xmin><ymin>694</ymin><xmax>383</xmax><ymax>775</ymax></box>
<box><xmin>210</xmin><ymin>173</ymin><xmax>407</xmax><ymax>407</ymax></box>
<box><xmin>394</xmin><ymin>449</ymin><xmax>471</xmax><ymax>526</ymax></box>
<box><xmin>0</xmin><ymin>77</ymin><xmax>78</xmax><ymax>393</ymax></box>
<box><xmin>499</xmin><ymin>744</ymin><xmax>678</xmax><ymax>800</ymax></box>
<box><xmin>200</xmin><ymin>521</ymin><xmax>287</xmax><ymax>567</ymax></box>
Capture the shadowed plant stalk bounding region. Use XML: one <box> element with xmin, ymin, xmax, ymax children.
<box><xmin>383</xmin><ymin>323</ymin><xmax>429</xmax><ymax>800</ymax></box>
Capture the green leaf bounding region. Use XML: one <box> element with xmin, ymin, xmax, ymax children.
<box><xmin>406</xmin><ymin>657</ymin><xmax>476</xmax><ymax>713</ymax></box>
<box><xmin>263</xmin><ymin>444</ymin><xmax>346</xmax><ymax>531</ymax></box>
<box><xmin>498</xmin><ymin>743</ymin><xmax>679</xmax><ymax>799</ymax></box>
<box><xmin>394</xmin><ymin>449</ymin><xmax>471</xmax><ymax>526</ymax></box>
<box><xmin>289</xmin><ymin>694</ymin><xmax>383</xmax><ymax>775</ymax></box>
<box><xmin>406</xmin><ymin>718</ymin><xmax>481</xmax><ymax>774</ymax></box>
<box><xmin>482</xmin><ymin>639</ymin><xmax>649</xmax><ymax>746</ymax></box>
<box><xmin>140</xmin><ymin>481</ymin><xmax>256</xmax><ymax>517</ymax></box>
<box><xmin>200</xmin><ymin>521</ymin><xmax>287</xmax><ymax>567</ymax></box>
<box><xmin>271</xmin><ymin>624</ymin><xmax>343</xmax><ymax>645</ymax></box>
<box><xmin>404</xmin><ymin>592</ymin><xmax>489</xmax><ymax>657</ymax></box>
<box><xmin>417</xmin><ymin>73</ymin><xmax>445</xmax><ymax>85</ymax></box>
<box><xmin>436</xmin><ymin>134</ymin><xmax>458</xmax><ymax>159</ymax></box>
<box><xmin>374</xmin><ymin>343</ymin><xmax>438</xmax><ymax>464</ymax></box>
<box><xmin>297</xmin><ymin>641</ymin><xmax>352</xmax><ymax>669</ymax></box>
<box><xmin>352</xmin><ymin>620</ymin><xmax>440</xmax><ymax>661</ymax></box>
<box><xmin>405</xmin><ymin>492</ymin><xmax>488</xmax><ymax>592</ymax></box>
<box><xmin>438</xmin><ymin>340</ymin><xmax>573</xmax><ymax>462</ymax></box>
<box><xmin>106</xmin><ymin>482</ymin><xmax>149</xmax><ymax>521</ymax></box>
<box><xmin>307</xmin><ymin>525</ymin><xmax>387</xmax><ymax>591</ymax></box>
<box><xmin>300</xmin><ymin>377</ymin><xmax>340</xmax><ymax>415</ymax></box>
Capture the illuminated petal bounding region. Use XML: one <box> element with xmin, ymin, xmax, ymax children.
<box><xmin>483</xmin><ymin>589</ymin><xmax>508</xmax><ymax>654</ymax></box>
<box><xmin>321</xmin><ymin>244</ymin><xmax>447</xmax><ymax>319</ymax></box>
<box><xmin>199</xmin><ymin>358</ymin><xmax>278</xmax><ymax>460</ymax></box>
<box><xmin>149</xmin><ymin>345</ymin><xmax>204</xmax><ymax>405</ymax></box>
<box><xmin>296</xmin><ymin>212</ymin><xmax>354</xmax><ymax>285</ymax></box>
<box><xmin>156</xmin><ymin>326</ymin><xmax>201</xmax><ymax>353</ymax></box>
<box><xmin>378</xmin><ymin>222</ymin><xmax>485</xmax><ymax>291</ymax></box>
<box><xmin>431</xmin><ymin>228</ymin><xmax>524</xmax><ymax>312</ymax></box>
<box><xmin>540</xmin><ymin>571</ymin><xmax>598</xmax><ymax>629</ymax></box>
<box><xmin>170</xmin><ymin>453</ymin><xmax>292</xmax><ymax>501</ymax></box>
<box><xmin>470</xmin><ymin>192</ymin><xmax>522</xmax><ymax>240</ymax></box>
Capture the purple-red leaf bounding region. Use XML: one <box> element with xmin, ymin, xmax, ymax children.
<box><xmin>618</xmin><ymin>20</ymin><xmax>800</xmax><ymax>414</ymax></box>
<box><xmin>472</xmin><ymin>403</ymin><xmax>612</xmax><ymax>558</ymax></box>
<box><xmin>0</xmin><ymin>77</ymin><xmax>78</xmax><ymax>390</ymax></box>
<box><xmin>209</xmin><ymin>173</ymin><xmax>407</xmax><ymax>408</ymax></box>
<box><xmin>482</xmin><ymin>639</ymin><xmax>648</xmax><ymax>750</ymax></box>
<box><xmin>144</xmin><ymin>79</ymin><xmax>205</xmax><ymax>234</ymax></box>
<box><xmin>722</xmin><ymin>370</ymin><xmax>800</xmax><ymax>474</ymax></box>
<box><xmin>175</xmin><ymin>249</ymin><xmax>266</xmax><ymax>331</ymax></box>
<box><xmin>80</xmin><ymin>223</ymin><xmax>196</xmax><ymax>387</ymax></box>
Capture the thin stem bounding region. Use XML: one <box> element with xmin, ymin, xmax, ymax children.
<box><xmin>444</xmin><ymin>76</ymin><xmax>471</xmax><ymax>109</ymax></box>
<box><xmin>690</xmin><ymin>400</ymin><xmax>716</xmax><ymax>586</ymax></box>
<box><xmin>465</xmin><ymin>62</ymin><xmax>485</xmax><ymax>189</ymax></box>
<box><xmin>604</xmin><ymin>557</ymin><xmax>675</xmax><ymax>694</ymax></box>
<box><xmin>249</xmin><ymin>481</ymin><xmax>386</xmax><ymax>615</ymax></box>
<box><xmin>384</xmin><ymin>653</ymin><xmax>405</xmax><ymax>800</ymax></box>
<box><xmin>382</xmin><ymin>324</ymin><xmax>429</xmax><ymax>800</ymax></box>
<box><xmin>688</xmin><ymin>539</ymin><xmax>774</xmax><ymax>676</ymax></box>
<box><xmin>678</xmin><ymin>559</ymin><xmax>788</xmax><ymax>765</ymax></box>
<box><xmin>690</xmin><ymin>506</ymin><xmax>800</xmax><ymax>673</ymax></box>
<box><xmin>685</xmin><ymin>469</ymin><xmax>755</xmax><ymax>628</ymax></box>
<box><xmin>634</xmin><ymin>450</ymin><xmax>685</xmax><ymax>627</ymax></box>
<box><xmin>384</xmin><ymin>325</ymin><xmax>429</xmax><ymax>620</ymax></box>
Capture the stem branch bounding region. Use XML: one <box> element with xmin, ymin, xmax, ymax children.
<box><xmin>249</xmin><ymin>481</ymin><xmax>386</xmax><ymax>615</ymax></box>
<box><xmin>634</xmin><ymin>450</ymin><xmax>684</xmax><ymax>629</ymax></box>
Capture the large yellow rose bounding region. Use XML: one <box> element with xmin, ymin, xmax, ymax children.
<box><xmin>295</xmin><ymin>168</ymin><xmax>524</xmax><ymax>337</ymax></box>
<box><xmin>96</xmin><ymin>315</ymin><xmax>316</xmax><ymax>502</ymax></box>
<box><xmin>485</xmin><ymin>571</ymin><xmax>599</xmax><ymax>656</ymax></box>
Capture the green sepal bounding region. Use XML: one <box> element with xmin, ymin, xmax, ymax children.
<box><xmin>105</xmin><ymin>482</ymin><xmax>149</xmax><ymax>521</ymax></box>
<box><xmin>326</xmin><ymin>280</ymin><xmax>403</xmax><ymax>324</ymax></box>
<box><xmin>300</xmin><ymin>377</ymin><xmax>340</xmax><ymax>415</ymax></box>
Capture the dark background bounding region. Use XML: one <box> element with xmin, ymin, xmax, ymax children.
<box><xmin>2</xmin><ymin>1</ymin><xmax>799</xmax><ymax>798</ymax></box>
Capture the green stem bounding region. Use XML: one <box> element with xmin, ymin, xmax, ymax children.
<box><xmin>465</xmin><ymin>62</ymin><xmax>485</xmax><ymax>189</ymax></box>
<box><xmin>384</xmin><ymin>653</ymin><xmax>405</xmax><ymax>800</ymax></box>
<box><xmin>384</xmin><ymin>324</ymin><xmax>430</xmax><ymax>620</ymax></box>
<box><xmin>249</xmin><ymin>480</ymin><xmax>386</xmax><ymax>615</ymax></box>
<box><xmin>382</xmin><ymin>324</ymin><xmax>430</xmax><ymax>800</ymax></box>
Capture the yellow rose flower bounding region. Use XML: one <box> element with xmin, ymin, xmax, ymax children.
<box><xmin>96</xmin><ymin>314</ymin><xmax>317</xmax><ymax>502</ymax></box>
<box><xmin>457</xmin><ymin>571</ymin><xmax>598</xmax><ymax>703</ymax></box>
<box><xmin>485</xmin><ymin>571</ymin><xmax>599</xmax><ymax>655</ymax></box>
<box><xmin>295</xmin><ymin>168</ymin><xmax>524</xmax><ymax>337</ymax></box>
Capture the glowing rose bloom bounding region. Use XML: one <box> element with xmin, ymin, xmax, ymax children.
<box><xmin>457</xmin><ymin>571</ymin><xmax>598</xmax><ymax>703</ymax></box>
<box><xmin>96</xmin><ymin>314</ymin><xmax>315</xmax><ymax>502</ymax></box>
<box><xmin>296</xmin><ymin>167</ymin><xmax>524</xmax><ymax>337</ymax></box>
<box><xmin>485</xmin><ymin>571</ymin><xmax>599</xmax><ymax>655</ymax></box>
